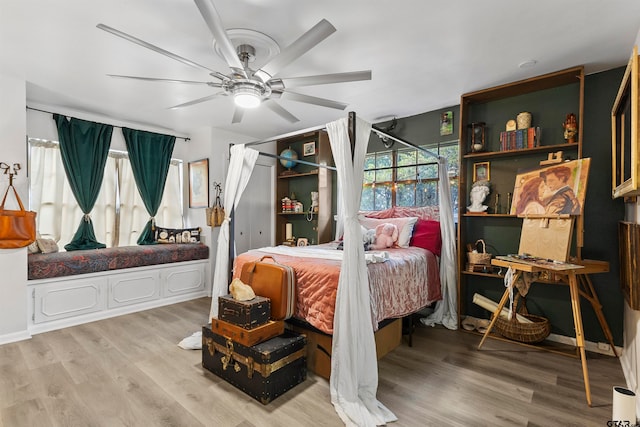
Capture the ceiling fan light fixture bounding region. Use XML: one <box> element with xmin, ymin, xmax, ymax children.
<box><xmin>232</xmin><ymin>82</ymin><xmax>264</xmax><ymax>108</ymax></box>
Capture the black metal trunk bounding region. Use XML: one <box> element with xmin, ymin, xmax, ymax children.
<box><xmin>202</xmin><ymin>326</ymin><xmax>306</xmax><ymax>404</ymax></box>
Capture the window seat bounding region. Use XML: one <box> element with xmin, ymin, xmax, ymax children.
<box><xmin>27</xmin><ymin>244</ymin><xmax>210</xmax><ymax>334</ymax></box>
<box><xmin>28</xmin><ymin>243</ymin><xmax>209</xmax><ymax>280</ymax></box>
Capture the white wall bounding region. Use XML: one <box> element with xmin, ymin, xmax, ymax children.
<box><xmin>0</xmin><ymin>73</ymin><xmax>30</xmax><ymax>344</ymax></box>
<box><xmin>0</xmin><ymin>76</ymin><xmax>259</xmax><ymax>342</ymax></box>
<box><xmin>620</xmin><ymin>28</ymin><xmax>640</xmax><ymax>418</ymax></box>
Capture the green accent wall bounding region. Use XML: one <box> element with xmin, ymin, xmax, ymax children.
<box><xmin>366</xmin><ymin>68</ymin><xmax>627</xmax><ymax>346</ymax></box>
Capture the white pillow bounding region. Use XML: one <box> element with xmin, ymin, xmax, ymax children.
<box><xmin>359</xmin><ymin>216</ymin><xmax>418</xmax><ymax>248</ymax></box>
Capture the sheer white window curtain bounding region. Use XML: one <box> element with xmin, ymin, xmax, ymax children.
<box><xmin>29</xmin><ymin>140</ymin><xmax>183</xmax><ymax>248</ymax></box>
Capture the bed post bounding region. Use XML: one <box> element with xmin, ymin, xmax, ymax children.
<box><xmin>228</xmin><ymin>143</ymin><xmax>235</xmax><ymax>284</ymax></box>
<box><xmin>348</xmin><ymin>111</ymin><xmax>356</xmax><ymax>162</ymax></box>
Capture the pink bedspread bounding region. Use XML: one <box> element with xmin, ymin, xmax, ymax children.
<box><xmin>232</xmin><ymin>244</ymin><xmax>442</xmax><ymax>334</ymax></box>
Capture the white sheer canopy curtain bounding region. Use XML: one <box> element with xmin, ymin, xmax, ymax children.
<box><xmin>327</xmin><ymin>117</ymin><xmax>397</xmax><ymax>427</ymax></box>
<box><xmin>421</xmin><ymin>156</ymin><xmax>458</xmax><ymax>330</ymax></box>
<box><xmin>209</xmin><ymin>144</ymin><xmax>259</xmax><ymax>320</ymax></box>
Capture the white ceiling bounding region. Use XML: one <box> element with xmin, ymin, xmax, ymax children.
<box><xmin>2</xmin><ymin>0</ymin><xmax>640</xmax><ymax>142</ymax></box>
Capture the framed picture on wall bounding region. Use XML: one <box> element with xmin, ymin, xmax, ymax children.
<box><xmin>188</xmin><ymin>158</ymin><xmax>209</xmax><ymax>208</ymax></box>
<box><xmin>440</xmin><ymin>111</ymin><xmax>453</xmax><ymax>136</ymax></box>
<box><xmin>303</xmin><ymin>141</ymin><xmax>316</xmax><ymax>156</ymax></box>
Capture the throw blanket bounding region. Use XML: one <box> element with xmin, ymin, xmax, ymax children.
<box><xmin>254</xmin><ymin>243</ymin><xmax>389</xmax><ymax>263</ymax></box>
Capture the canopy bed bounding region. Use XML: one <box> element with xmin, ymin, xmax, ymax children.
<box><xmin>207</xmin><ymin>112</ymin><xmax>457</xmax><ymax>426</ymax></box>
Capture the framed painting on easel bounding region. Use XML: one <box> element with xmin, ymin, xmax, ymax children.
<box><xmin>509</xmin><ymin>158</ymin><xmax>590</xmax><ymax>216</ymax></box>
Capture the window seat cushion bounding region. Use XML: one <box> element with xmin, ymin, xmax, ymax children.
<box><xmin>28</xmin><ymin>243</ymin><xmax>209</xmax><ymax>280</ymax></box>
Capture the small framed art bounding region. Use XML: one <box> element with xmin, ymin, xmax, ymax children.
<box><xmin>303</xmin><ymin>141</ymin><xmax>316</xmax><ymax>156</ymax></box>
<box><xmin>188</xmin><ymin>158</ymin><xmax>209</xmax><ymax>208</ymax></box>
<box><xmin>473</xmin><ymin>161</ymin><xmax>490</xmax><ymax>182</ymax></box>
<box><xmin>440</xmin><ymin>111</ymin><xmax>453</xmax><ymax>136</ymax></box>
<box><xmin>297</xmin><ymin>237</ymin><xmax>309</xmax><ymax>246</ymax></box>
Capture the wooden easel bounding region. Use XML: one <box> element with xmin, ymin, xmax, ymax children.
<box><xmin>477</xmin><ymin>155</ymin><xmax>615</xmax><ymax>407</ymax></box>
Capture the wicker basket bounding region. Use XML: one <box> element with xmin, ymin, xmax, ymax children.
<box><xmin>494</xmin><ymin>294</ymin><xmax>551</xmax><ymax>343</ymax></box>
<box><xmin>467</xmin><ymin>239</ymin><xmax>492</xmax><ymax>265</ymax></box>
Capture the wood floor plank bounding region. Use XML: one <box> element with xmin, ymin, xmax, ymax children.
<box><xmin>0</xmin><ymin>297</ymin><xmax>626</xmax><ymax>426</ymax></box>
<box><xmin>2</xmin><ymin>398</ymin><xmax>54</xmax><ymax>427</ymax></box>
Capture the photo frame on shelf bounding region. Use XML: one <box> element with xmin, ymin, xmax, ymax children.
<box><xmin>297</xmin><ymin>237</ymin><xmax>308</xmax><ymax>246</ymax></box>
<box><xmin>473</xmin><ymin>161</ymin><xmax>490</xmax><ymax>182</ymax></box>
<box><xmin>303</xmin><ymin>141</ymin><xmax>316</xmax><ymax>156</ymax></box>
<box><xmin>188</xmin><ymin>158</ymin><xmax>209</xmax><ymax>208</ymax></box>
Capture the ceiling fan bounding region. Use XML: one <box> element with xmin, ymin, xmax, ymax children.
<box><xmin>97</xmin><ymin>0</ymin><xmax>371</xmax><ymax>124</ymax></box>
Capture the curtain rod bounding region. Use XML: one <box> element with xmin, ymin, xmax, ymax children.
<box><xmin>244</xmin><ymin>114</ymin><xmax>443</xmax><ymax>162</ymax></box>
<box><xmin>26</xmin><ymin>106</ymin><xmax>191</xmax><ymax>142</ymax></box>
<box><xmin>370</xmin><ymin>125</ymin><xmax>441</xmax><ymax>161</ymax></box>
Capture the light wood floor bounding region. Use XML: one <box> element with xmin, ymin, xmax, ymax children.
<box><xmin>0</xmin><ymin>297</ymin><xmax>626</xmax><ymax>427</ymax></box>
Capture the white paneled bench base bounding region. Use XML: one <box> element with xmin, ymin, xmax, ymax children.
<box><xmin>27</xmin><ymin>244</ymin><xmax>210</xmax><ymax>334</ymax></box>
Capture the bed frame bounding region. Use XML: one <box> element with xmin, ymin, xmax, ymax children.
<box><xmin>227</xmin><ymin>112</ymin><xmax>442</xmax><ymax>378</ymax></box>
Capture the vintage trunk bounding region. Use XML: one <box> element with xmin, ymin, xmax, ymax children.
<box><xmin>239</xmin><ymin>255</ymin><xmax>295</xmax><ymax>320</ymax></box>
<box><xmin>202</xmin><ymin>325</ymin><xmax>306</xmax><ymax>404</ymax></box>
<box><xmin>210</xmin><ymin>318</ymin><xmax>285</xmax><ymax>347</ymax></box>
<box><xmin>218</xmin><ymin>294</ymin><xmax>270</xmax><ymax>329</ymax></box>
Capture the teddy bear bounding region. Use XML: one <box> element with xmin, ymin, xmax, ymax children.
<box><xmin>369</xmin><ymin>223</ymin><xmax>398</xmax><ymax>250</ymax></box>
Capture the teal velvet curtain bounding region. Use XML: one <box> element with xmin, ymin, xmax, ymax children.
<box><xmin>122</xmin><ymin>128</ymin><xmax>176</xmax><ymax>245</ymax></box>
<box><xmin>53</xmin><ymin>114</ymin><xmax>113</xmax><ymax>251</ymax></box>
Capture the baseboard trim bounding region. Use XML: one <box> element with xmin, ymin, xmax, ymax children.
<box><xmin>0</xmin><ymin>330</ymin><xmax>32</xmax><ymax>346</ymax></box>
<box><xmin>547</xmin><ymin>333</ymin><xmax>622</xmax><ymax>357</ymax></box>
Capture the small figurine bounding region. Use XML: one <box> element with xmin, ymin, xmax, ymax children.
<box><xmin>563</xmin><ymin>113</ymin><xmax>577</xmax><ymax>144</ymax></box>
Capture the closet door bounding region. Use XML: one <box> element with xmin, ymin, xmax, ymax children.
<box><xmin>234</xmin><ymin>162</ymin><xmax>273</xmax><ymax>255</ymax></box>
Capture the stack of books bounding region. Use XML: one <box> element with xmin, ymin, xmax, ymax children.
<box><xmin>499</xmin><ymin>127</ymin><xmax>541</xmax><ymax>151</ymax></box>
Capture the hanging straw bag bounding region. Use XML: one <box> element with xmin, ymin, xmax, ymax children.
<box><xmin>467</xmin><ymin>239</ymin><xmax>492</xmax><ymax>265</ymax></box>
<box><xmin>0</xmin><ymin>183</ymin><xmax>37</xmax><ymax>248</ymax></box>
<box><xmin>206</xmin><ymin>183</ymin><xmax>225</xmax><ymax>227</ymax></box>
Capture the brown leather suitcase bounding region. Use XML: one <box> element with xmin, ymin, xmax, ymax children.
<box><xmin>218</xmin><ymin>294</ymin><xmax>270</xmax><ymax>329</ymax></box>
<box><xmin>240</xmin><ymin>255</ymin><xmax>295</xmax><ymax>320</ymax></box>
<box><xmin>210</xmin><ymin>317</ymin><xmax>285</xmax><ymax>347</ymax></box>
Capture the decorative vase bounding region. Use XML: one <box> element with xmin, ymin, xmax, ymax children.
<box><xmin>516</xmin><ymin>112</ymin><xmax>532</xmax><ymax>129</ymax></box>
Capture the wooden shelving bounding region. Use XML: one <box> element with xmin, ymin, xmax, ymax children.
<box><xmin>457</xmin><ymin>65</ymin><xmax>585</xmax><ymax>330</ymax></box>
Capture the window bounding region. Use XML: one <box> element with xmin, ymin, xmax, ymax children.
<box><xmin>29</xmin><ymin>138</ymin><xmax>183</xmax><ymax>248</ymax></box>
<box><xmin>360</xmin><ymin>142</ymin><xmax>459</xmax><ymax>212</ymax></box>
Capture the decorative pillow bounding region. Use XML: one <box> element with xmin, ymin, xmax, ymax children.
<box><xmin>392</xmin><ymin>206</ymin><xmax>440</xmax><ymax>221</ymax></box>
<box><xmin>36</xmin><ymin>238</ymin><xmax>59</xmax><ymax>254</ymax></box>
<box><xmin>359</xmin><ymin>216</ymin><xmax>418</xmax><ymax>248</ymax></box>
<box><xmin>27</xmin><ymin>240</ymin><xmax>41</xmax><ymax>254</ymax></box>
<box><xmin>410</xmin><ymin>219</ymin><xmax>442</xmax><ymax>256</ymax></box>
<box><xmin>156</xmin><ymin>227</ymin><xmax>201</xmax><ymax>244</ymax></box>
<box><xmin>361</xmin><ymin>208</ymin><xmax>395</xmax><ymax>219</ymax></box>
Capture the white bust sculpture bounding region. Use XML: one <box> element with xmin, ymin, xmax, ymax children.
<box><xmin>467</xmin><ymin>180</ymin><xmax>490</xmax><ymax>213</ymax></box>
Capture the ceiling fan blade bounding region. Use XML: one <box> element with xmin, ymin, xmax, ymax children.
<box><xmin>168</xmin><ymin>92</ymin><xmax>225</xmax><ymax>109</ymax></box>
<box><xmin>97</xmin><ymin>24</ymin><xmax>226</xmax><ymax>80</ymax></box>
<box><xmin>253</xmin><ymin>19</ymin><xmax>336</xmax><ymax>83</ymax></box>
<box><xmin>193</xmin><ymin>0</ymin><xmax>247</xmax><ymax>78</ymax></box>
<box><xmin>264</xmin><ymin>100</ymin><xmax>299</xmax><ymax>123</ymax></box>
<box><xmin>107</xmin><ymin>74</ymin><xmax>222</xmax><ymax>87</ymax></box>
<box><xmin>231</xmin><ymin>107</ymin><xmax>244</xmax><ymax>124</ymax></box>
<box><xmin>278</xmin><ymin>91</ymin><xmax>347</xmax><ymax>110</ymax></box>
<box><xmin>275</xmin><ymin>70</ymin><xmax>372</xmax><ymax>89</ymax></box>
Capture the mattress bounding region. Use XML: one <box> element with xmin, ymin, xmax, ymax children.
<box><xmin>233</xmin><ymin>243</ymin><xmax>441</xmax><ymax>334</ymax></box>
